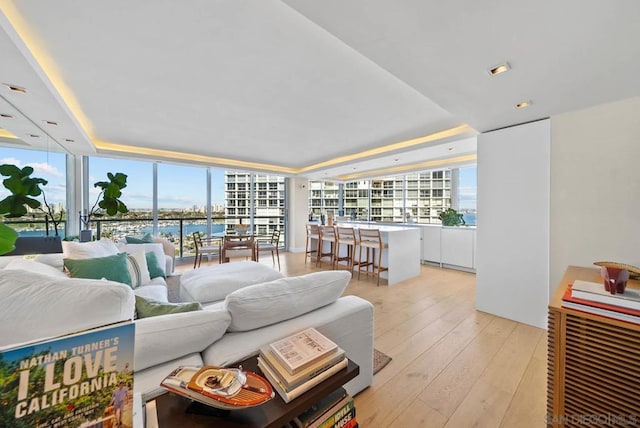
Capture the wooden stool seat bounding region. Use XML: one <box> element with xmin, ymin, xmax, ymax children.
<box><xmin>305</xmin><ymin>224</ymin><xmax>320</xmax><ymax>264</ymax></box>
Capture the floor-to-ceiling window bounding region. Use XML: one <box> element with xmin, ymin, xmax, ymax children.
<box><xmin>252</xmin><ymin>173</ymin><xmax>285</xmax><ymax>244</ymax></box>
<box><xmin>457</xmin><ymin>165</ymin><xmax>477</xmax><ymax>225</ymax></box>
<box><xmin>157</xmin><ymin>163</ymin><xmax>207</xmax><ymax>257</ymax></box>
<box><xmin>0</xmin><ymin>147</ymin><xmax>67</xmax><ymax>236</ymax></box>
<box><xmin>308</xmin><ymin>167</ymin><xmax>476</xmax><ymax>225</ymax></box>
<box><xmin>87</xmin><ymin>156</ymin><xmax>153</xmax><ymax>240</ymax></box>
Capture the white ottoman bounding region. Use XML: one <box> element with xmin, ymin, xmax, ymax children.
<box><xmin>179</xmin><ymin>261</ymin><xmax>284</xmax><ymax>304</ymax></box>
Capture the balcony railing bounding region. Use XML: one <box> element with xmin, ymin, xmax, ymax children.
<box><xmin>4</xmin><ymin>215</ymin><xmax>285</xmax><ymax>258</ymax></box>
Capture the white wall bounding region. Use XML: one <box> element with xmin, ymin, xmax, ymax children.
<box><xmin>550</xmin><ymin>96</ymin><xmax>640</xmax><ymax>295</ymax></box>
<box><xmin>287</xmin><ymin>177</ymin><xmax>310</xmax><ymax>252</ymax></box>
<box><xmin>476</xmin><ymin>119</ymin><xmax>550</xmax><ymax>328</ymax></box>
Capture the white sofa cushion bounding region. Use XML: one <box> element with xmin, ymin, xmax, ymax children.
<box><xmin>61</xmin><ymin>238</ymin><xmax>119</xmax><ymax>259</ymax></box>
<box><xmin>224</xmin><ymin>270</ymin><xmax>351</xmax><ymax>332</ymax></box>
<box><xmin>0</xmin><ymin>269</ymin><xmax>134</xmax><ymax>347</ymax></box>
<box><xmin>33</xmin><ymin>253</ymin><xmax>64</xmax><ymax>269</ymax></box>
<box><xmin>134</xmin><ymin>309</ymin><xmax>231</xmax><ymax>371</ymax></box>
<box><xmin>180</xmin><ymin>261</ymin><xmax>284</xmax><ymax>304</ymax></box>
<box><xmin>4</xmin><ymin>258</ymin><xmax>67</xmax><ymax>278</ymax></box>
<box><xmin>134</xmin><ymin>284</ymin><xmax>169</xmax><ymax>302</ymax></box>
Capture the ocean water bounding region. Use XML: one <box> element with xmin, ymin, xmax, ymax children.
<box><xmin>462</xmin><ymin>213</ymin><xmax>476</xmax><ymax>226</ymax></box>
<box><xmin>139</xmin><ymin>223</ymin><xmax>225</xmax><ymax>236</ymax></box>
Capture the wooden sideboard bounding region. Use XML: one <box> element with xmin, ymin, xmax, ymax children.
<box><xmin>547</xmin><ymin>266</ymin><xmax>640</xmax><ymax>427</ymax></box>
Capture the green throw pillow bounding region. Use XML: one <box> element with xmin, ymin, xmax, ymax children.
<box><xmin>64</xmin><ymin>253</ymin><xmax>132</xmax><ymax>286</ymax></box>
<box><xmin>125</xmin><ymin>233</ymin><xmax>154</xmax><ymax>244</ymax></box>
<box><xmin>145</xmin><ymin>251</ymin><xmax>165</xmax><ymax>279</ymax></box>
<box><xmin>135</xmin><ymin>296</ymin><xmax>202</xmax><ymax>319</ymax></box>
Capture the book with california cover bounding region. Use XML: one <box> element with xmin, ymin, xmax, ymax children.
<box><xmin>0</xmin><ymin>322</ymin><xmax>135</xmax><ymax>428</ymax></box>
<box><xmin>269</xmin><ymin>328</ymin><xmax>338</xmax><ymax>375</ymax></box>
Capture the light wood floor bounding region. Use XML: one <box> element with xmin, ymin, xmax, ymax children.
<box><xmin>176</xmin><ymin>252</ymin><xmax>548</xmax><ymax>428</ymax></box>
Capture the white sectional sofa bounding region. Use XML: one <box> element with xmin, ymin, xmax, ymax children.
<box><xmin>0</xmin><ymin>253</ymin><xmax>374</xmax><ymax>400</ymax></box>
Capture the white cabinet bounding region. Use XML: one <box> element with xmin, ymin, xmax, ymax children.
<box><xmin>421</xmin><ymin>226</ymin><xmax>441</xmax><ymax>263</ymax></box>
<box><xmin>441</xmin><ymin>228</ymin><xmax>474</xmax><ymax>269</ymax></box>
<box><xmin>419</xmin><ymin>225</ymin><xmax>476</xmax><ymax>271</ymax></box>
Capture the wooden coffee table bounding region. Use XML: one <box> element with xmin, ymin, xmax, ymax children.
<box><xmin>146</xmin><ymin>355</ymin><xmax>359</xmax><ymax>428</ymax></box>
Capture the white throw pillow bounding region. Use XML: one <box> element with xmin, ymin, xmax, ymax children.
<box><xmin>116</xmin><ymin>242</ymin><xmax>166</xmax><ymax>276</ymax></box>
<box><xmin>62</xmin><ymin>238</ymin><xmax>119</xmax><ymax>259</ymax></box>
<box><xmin>125</xmin><ymin>251</ymin><xmax>152</xmax><ymax>288</ymax></box>
<box><xmin>4</xmin><ymin>259</ymin><xmax>67</xmax><ymax>279</ymax></box>
<box><xmin>0</xmin><ymin>270</ymin><xmax>134</xmax><ymax>347</ymax></box>
<box><xmin>224</xmin><ymin>270</ymin><xmax>351</xmax><ymax>332</ymax></box>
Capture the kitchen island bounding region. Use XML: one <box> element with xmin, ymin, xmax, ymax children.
<box><xmin>328</xmin><ymin>223</ymin><xmax>421</xmax><ymax>285</ymax></box>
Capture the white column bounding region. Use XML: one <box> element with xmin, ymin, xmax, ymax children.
<box><xmin>152</xmin><ymin>163</ymin><xmax>158</xmax><ymax>236</ymax></box>
<box><xmin>287</xmin><ymin>177</ymin><xmax>309</xmax><ymax>253</ymax></box>
<box><xmin>476</xmin><ymin>119</ymin><xmax>550</xmax><ymax>329</ymax></box>
<box><xmin>65</xmin><ymin>154</ymin><xmax>82</xmax><ymax>237</ymax></box>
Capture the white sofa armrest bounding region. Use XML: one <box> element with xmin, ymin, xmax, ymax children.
<box><xmin>134</xmin><ymin>309</ymin><xmax>231</xmax><ymax>371</ymax></box>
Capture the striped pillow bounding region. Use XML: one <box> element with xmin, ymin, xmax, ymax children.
<box><xmin>126</xmin><ymin>251</ymin><xmax>151</xmax><ymax>288</ymax></box>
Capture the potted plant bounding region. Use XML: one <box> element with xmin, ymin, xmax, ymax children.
<box><xmin>438</xmin><ymin>207</ymin><xmax>466</xmax><ymax>227</ymax></box>
<box><xmin>80</xmin><ymin>172</ymin><xmax>129</xmax><ymax>241</ymax></box>
<box><xmin>0</xmin><ymin>164</ymin><xmax>63</xmax><ymax>254</ymax></box>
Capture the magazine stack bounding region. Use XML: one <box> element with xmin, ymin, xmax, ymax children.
<box><xmin>257</xmin><ymin>328</ymin><xmax>349</xmax><ymax>404</ymax></box>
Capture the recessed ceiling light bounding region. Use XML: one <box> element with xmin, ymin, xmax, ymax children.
<box><xmin>28</xmin><ymin>133</ymin><xmax>40</xmax><ymax>138</ymax></box>
<box><xmin>448</xmin><ymin>147</ymin><xmax>454</xmax><ymax>151</ymax></box>
<box><xmin>515</xmin><ymin>101</ymin><xmax>532</xmax><ymax>109</ymax></box>
<box><xmin>65</xmin><ymin>138</ymin><xmax>75</xmax><ymax>143</ymax></box>
<box><xmin>3</xmin><ymin>84</ymin><xmax>27</xmax><ymax>93</ymax></box>
<box><xmin>0</xmin><ymin>113</ymin><xmax>14</xmax><ymax>118</ymax></box>
<box><xmin>393</xmin><ymin>158</ymin><xmax>399</xmax><ymax>162</ymax></box>
<box><xmin>488</xmin><ymin>62</ymin><xmax>510</xmax><ymax>76</ymax></box>
<box><xmin>45</xmin><ymin>120</ymin><xmax>58</xmax><ymax>126</ymax></box>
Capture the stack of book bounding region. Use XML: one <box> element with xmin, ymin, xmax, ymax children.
<box><xmin>257</xmin><ymin>328</ymin><xmax>348</xmax><ymax>404</ymax></box>
<box><xmin>561</xmin><ymin>280</ymin><xmax>640</xmax><ymax>324</ymax></box>
<box><xmin>290</xmin><ymin>387</ymin><xmax>357</xmax><ymax>428</ymax></box>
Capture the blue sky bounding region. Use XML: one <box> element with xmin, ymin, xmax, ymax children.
<box><xmin>458</xmin><ymin>165</ymin><xmax>477</xmax><ymax>210</ymax></box>
<box><xmin>1</xmin><ymin>147</ymin><xmax>477</xmax><ymax>210</ymax></box>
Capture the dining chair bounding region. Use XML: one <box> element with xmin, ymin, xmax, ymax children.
<box><xmin>192</xmin><ymin>231</ymin><xmax>221</xmax><ymax>268</ymax></box>
<box><xmin>221</xmin><ymin>235</ymin><xmax>256</xmax><ymax>263</ymax></box>
<box><xmin>257</xmin><ymin>230</ymin><xmax>281</xmax><ymax>270</ymax></box>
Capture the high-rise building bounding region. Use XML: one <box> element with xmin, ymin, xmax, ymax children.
<box><xmin>224</xmin><ymin>171</ymin><xmax>285</xmax><ymax>237</ymax></box>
